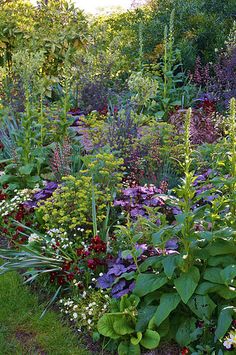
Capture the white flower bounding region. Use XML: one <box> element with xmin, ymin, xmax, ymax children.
<box><xmin>28</xmin><ymin>233</ymin><xmax>41</xmax><ymax>243</ymax></box>
<box><xmin>87</xmin><ymin>319</ymin><xmax>92</xmax><ymax>324</ymax></box>
<box><xmin>229</xmin><ymin>332</ymin><xmax>236</xmax><ymax>344</ymax></box>
<box><xmin>223</xmin><ymin>338</ymin><xmax>233</xmax><ymax>349</ymax></box>
<box><xmin>73</xmin><ymin>312</ymin><xmax>78</xmax><ymax>319</ymax></box>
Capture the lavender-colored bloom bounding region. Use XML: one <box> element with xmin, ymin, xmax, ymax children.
<box><xmin>107</xmin><ymin>264</ymin><xmax>127</xmax><ymax>276</ymax></box>
<box><xmin>112</xmin><ymin>281</ymin><xmax>136</xmax><ymax>299</ymax></box>
<box><xmin>97</xmin><ymin>274</ymin><xmax>115</xmax><ymax>289</ymax></box>
<box><xmin>24</xmin><ymin>181</ymin><xmax>58</xmax><ymax>208</ymax></box>
<box><xmin>130</xmin><ymin>208</ymin><xmax>145</xmax><ymax>217</ymax></box>
<box><xmin>165</xmin><ymin>238</ymin><xmax>178</xmax><ymax>250</ymax></box>
<box><xmin>114</xmin><ymin>184</ymin><xmax>166</xmax><ymax>222</ymax></box>
<box><xmin>114</xmin><ymin>200</ymin><xmax>128</xmax><ymax>207</ymax></box>
<box><xmin>111</xmin><ymin>279</ymin><xmax>126</xmax><ymax>295</ymax></box>
<box><xmin>123</xmin><ymin>188</ymin><xmax>139</xmax><ymax>197</ymax></box>
<box><xmin>172</xmin><ymin>207</ymin><xmax>181</xmax><ymax>215</ymax></box>
<box><xmin>205</xmin><ymin>194</ymin><xmax>219</xmax><ymax>202</ymax></box>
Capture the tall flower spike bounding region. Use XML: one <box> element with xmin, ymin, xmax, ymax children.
<box><xmin>229</xmin><ymin>97</ymin><xmax>236</xmax><ymax>217</ymax></box>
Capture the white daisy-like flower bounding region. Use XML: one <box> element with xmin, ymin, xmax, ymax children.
<box><xmin>73</xmin><ymin>312</ymin><xmax>78</xmax><ymax>319</ymax></box>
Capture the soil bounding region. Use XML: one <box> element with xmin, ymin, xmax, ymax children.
<box><xmin>14</xmin><ymin>329</ymin><xmax>47</xmax><ymax>354</ymax></box>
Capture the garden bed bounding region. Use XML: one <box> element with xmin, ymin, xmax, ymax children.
<box><xmin>0</xmin><ymin>1</ymin><xmax>236</xmax><ymax>354</ymax></box>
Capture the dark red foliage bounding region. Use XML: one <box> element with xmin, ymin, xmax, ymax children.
<box><xmin>169</xmin><ymin>108</ymin><xmax>220</xmax><ymax>145</ymax></box>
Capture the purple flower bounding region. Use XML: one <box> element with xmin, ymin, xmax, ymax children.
<box><xmin>172</xmin><ymin>207</ymin><xmax>181</xmax><ymax>215</ymax></box>
<box><xmin>123</xmin><ymin>188</ymin><xmax>138</xmax><ymax>197</ymax></box>
<box><xmin>24</xmin><ymin>181</ymin><xmax>58</xmax><ymax>209</ymax></box>
<box><xmin>165</xmin><ymin>238</ymin><xmax>178</xmax><ymax>250</ymax></box>
<box><xmin>97</xmin><ymin>274</ymin><xmax>115</xmax><ymax>289</ymax></box>
<box><xmin>107</xmin><ymin>264</ymin><xmax>127</xmax><ymax>276</ymax></box>
<box><xmin>112</xmin><ymin>281</ymin><xmax>136</xmax><ymax>299</ymax></box>
<box><xmin>114</xmin><ymin>184</ymin><xmax>166</xmax><ymax>222</ymax></box>
<box><xmin>111</xmin><ymin>279</ymin><xmax>126</xmax><ymax>295</ymax></box>
<box><xmin>130</xmin><ymin>208</ymin><xmax>145</xmax><ymax>217</ymax></box>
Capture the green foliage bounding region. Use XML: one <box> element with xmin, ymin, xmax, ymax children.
<box><xmin>98</xmin><ymin>102</ymin><xmax>236</xmax><ymax>353</ymax></box>
<box><xmin>38</xmin><ymin>151</ymin><xmax>124</xmax><ymax>235</ymax></box>
<box><xmin>97</xmin><ymin>294</ymin><xmax>160</xmax><ymax>354</ymax></box>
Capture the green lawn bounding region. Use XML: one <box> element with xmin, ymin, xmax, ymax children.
<box><xmin>0</xmin><ymin>271</ymin><xmax>90</xmax><ymax>355</ymax></box>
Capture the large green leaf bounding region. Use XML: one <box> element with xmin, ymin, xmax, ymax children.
<box><xmin>162</xmin><ymin>255</ymin><xmax>178</xmax><ymax>278</ymax></box>
<box><xmin>174</xmin><ymin>266</ymin><xmax>200</xmax><ymax>303</ymax></box>
<box><xmin>187</xmin><ymin>295</ymin><xmax>216</xmax><ymax>320</ymax></box>
<box><xmin>207</xmin><ymin>239</ymin><xmax>236</xmax><ymax>256</ymax></box>
<box><xmin>19</xmin><ymin>164</ymin><xmax>34</xmax><ymax>175</ymax></box>
<box><xmin>139</xmin><ymin>256</ymin><xmax>163</xmax><ymax>272</ymax></box>
<box><xmin>196</xmin><ymin>281</ymin><xmax>236</xmax><ymax>299</ymax></box>
<box><xmin>118</xmin><ymin>342</ymin><xmax>141</xmax><ymax>355</ymax></box>
<box><xmin>208</xmin><ymin>255</ymin><xmax>235</xmax><ymax>267</ymax></box>
<box><xmin>140</xmin><ymin>330</ymin><xmax>160</xmax><ymax>349</ymax></box>
<box><xmin>215</xmin><ymin>306</ymin><xmax>236</xmax><ymax>340</ymax></box>
<box><xmin>133</xmin><ymin>273</ymin><xmax>167</xmax><ymax>297</ymax></box>
<box><xmin>175</xmin><ymin>317</ymin><xmax>200</xmax><ymax>346</ymax></box>
<box><xmin>136</xmin><ymin>306</ymin><xmax>156</xmax><ymax>332</ymax></box>
<box><xmin>196</xmin><ymin>282</ymin><xmax>221</xmax><ymax>295</ymax></box>
<box><xmin>203</xmin><ymin>268</ymin><xmax>224</xmax><ymax>284</ymax></box>
<box><xmin>113</xmin><ymin>317</ymin><xmax>135</xmax><ymax>335</ymax></box>
<box><xmin>97</xmin><ymin>314</ymin><xmax>120</xmax><ymax>339</ymax></box>
<box><xmin>221</xmin><ymin>265</ymin><xmax>236</xmax><ymax>285</ymax></box>
<box><xmin>217</xmin><ymin>286</ymin><xmax>236</xmax><ymax>299</ymax></box>
<box><xmin>151</xmin><ymin>293</ymin><xmax>181</xmax><ymax>327</ymax></box>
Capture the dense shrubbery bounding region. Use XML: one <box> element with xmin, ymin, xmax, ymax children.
<box><xmin>0</xmin><ymin>1</ymin><xmax>236</xmax><ymax>354</ymax></box>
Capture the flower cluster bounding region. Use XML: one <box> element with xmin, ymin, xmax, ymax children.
<box><xmin>76</xmin><ymin>235</ymin><xmax>107</xmax><ymax>271</ymax></box>
<box><xmin>97</xmin><ymin>244</ymin><xmax>179</xmax><ymax>299</ymax></box>
<box><xmin>33</xmin><ymin>230</ymin><xmax>108</xmax><ymax>289</ymax></box>
<box><xmin>0</xmin><ymin>189</ymin><xmax>32</xmax><ymax>217</ymax></box>
<box><xmin>0</xmin><ymin>188</ymin><xmax>35</xmax><ymax>244</ymax></box>
<box><xmin>28</xmin><ymin>233</ymin><xmax>42</xmax><ymax>244</ymax></box>
<box><xmin>114</xmin><ymin>184</ymin><xmax>165</xmax><ymax>219</ymax></box>
<box><xmin>223</xmin><ymin>322</ymin><xmax>236</xmax><ymax>350</ymax></box>
<box><xmin>24</xmin><ymin>181</ymin><xmax>58</xmax><ymax>209</ymax></box>
<box><xmin>97</xmin><ymin>252</ymin><xmax>137</xmax><ymax>298</ymax></box>
<box><xmin>59</xmin><ymin>289</ymin><xmax>111</xmax><ymax>333</ymax></box>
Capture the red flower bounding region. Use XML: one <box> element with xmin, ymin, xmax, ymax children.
<box><xmin>76</xmin><ymin>247</ymin><xmax>90</xmax><ymax>257</ymax></box>
<box><xmin>91</xmin><ymin>235</ymin><xmax>102</xmax><ymax>244</ymax></box>
<box><xmin>57</xmin><ymin>276</ymin><xmax>66</xmax><ymax>285</ymax></box>
<box><xmin>181</xmin><ymin>348</ymin><xmax>189</xmax><ymax>355</ymax></box>
<box><xmin>0</xmin><ymin>193</ymin><xmax>6</xmax><ymax>200</ymax></box>
<box><xmin>87</xmin><ymin>259</ymin><xmax>97</xmax><ymax>270</ymax></box>
<box><xmin>77</xmin><ymin>282</ymin><xmax>84</xmax><ymax>289</ymax></box>
<box><xmin>15</xmin><ymin>211</ymin><xmax>24</xmax><ymax>221</ymax></box>
<box><xmin>62</xmin><ymin>262</ymin><xmax>71</xmax><ymax>271</ymax></box>
<box><xmin>66</xmin><ymin>273</ymin><xmax>75</xmax><ymax>281</ymax></box>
